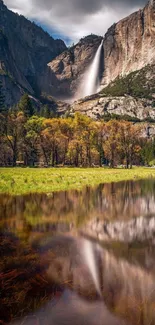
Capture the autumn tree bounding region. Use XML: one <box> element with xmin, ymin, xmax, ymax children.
<box><xmin>5</xmin><ymin>111</ymin><xmax>25</xmax><ymax>166</ymax></box>
<box><xmin>119</xmin><ymin>121</ymin><xmax>141</xmax><ymax>168</ymax></box>
<box><xmin>70</xmin><ymin>113</ymin><xmax>99</xmax><ymax>166</ymax></box>
<box><xmin>103</xmin><ymin>120</ymin><xmax>122</xmax><ymax>167</ymax></box>
<box><xmin>95</xmin><ymin>121</ymin><xmax>106</xmax><ymax>166</ymax></box>
<box><xmin>58</xmin><ymin>118</ymin><xmax>73</xmax><ymax>165</ymax></box>
<box><xmin>0</xmin><ymin>98</ymin><xmax>149</xmax><ymax>168</ymax></box>
<box><xmin>42</xmin><ymin>119</ymin><xmax>68</xmax><ymax>166</ymax></box>
<box><xmin>140</xmin><ymin>137</ymin><xmax>155</xmax><ymax>166</ymax></box>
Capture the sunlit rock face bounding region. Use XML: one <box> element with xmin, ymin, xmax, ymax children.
<box><xmin>49</xmin><ymin>0</ymin><xmax>155</xmax><ymax>100</ymax></box>
<box><xmin>2</xmin><ymin>0</ymin><xmax>155</xmax><ymax>107</ymax></box>
<box><xmin>102</xmin><ymin>0</ymin><xmax>155</xmax><ymax>86</ymax></box>
<box><xmin>70</xmin><ymin>94</ymin><xmax>155</xmax><ymax>121</ymax></box>
<box><xmin>48</xmin><ymin>35</ymin><xmax>103</xmax><ymax>99</ymax></box>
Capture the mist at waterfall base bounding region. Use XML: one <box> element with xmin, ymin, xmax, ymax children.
<box><xmin>75</xmin><ymin>40</ymin><xmax>103</xmax><ymax>100</ymax></box>
<box><xmin>62</xmin><ymin>40</ymin><xmax>103</xmax><ymax>103</ymax></box>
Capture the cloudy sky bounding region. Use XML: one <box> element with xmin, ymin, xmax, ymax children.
<box><xmin>4</xmin><ymin>0</ymin><xmax>146</xmax><ymax>44</ymax></box>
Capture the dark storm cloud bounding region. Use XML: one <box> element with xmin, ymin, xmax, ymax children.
<box><xmin>4</xmin><ymin>0</ymin><xmax>148</xmax><ymax>42</ymax></box>
<box><xmin>32</xmin><ymin>0</ymin><xmax>146</xmax><ymax>15</ymax></box>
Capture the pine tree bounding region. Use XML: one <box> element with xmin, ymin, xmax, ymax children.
<box><xmin>0</xmin><ymin>81</ymin><xmax>5</xmax><ymax>114</ymax></box>
<box><xmin>18</xmin><ymin>93</ymin><xmax>34</xmax><ymax>117</ymax></box>
<box><xmin>40</xmin><ymin>105</ymin><xmax>51</xmax><ymax>118</ymax></box>
<box><xmin>44</xmin><ymin>105</ymin><xmax>51</xmax><ymax>118</ymax></box>
<box><xmin>40</xmin><ymin>104</ymin><xmax>54</xmax><ymax>118</ymax></box>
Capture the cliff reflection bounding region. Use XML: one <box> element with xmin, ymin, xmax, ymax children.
<box><xmin>1</xmin><ymin>179</ymin><xmax>155</xmax><ymax>324</ymax></box>
<box><xmin>1</xmin><ymin>179</ymin><xmax>155</xmax><ymax>237</ymax></box>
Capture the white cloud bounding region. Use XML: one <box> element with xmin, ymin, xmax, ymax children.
<box><xmin>4</xmin><ymin>0</ymin><xmax>32</xmax><ymax>14</ymax></box>
<box><xmin>3</xmin><ymin>0</ymin><xmax>145</xmax><ymax>43</ymax></box>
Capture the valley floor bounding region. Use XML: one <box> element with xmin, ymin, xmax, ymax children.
<box><xmin>1</xmin><ymin>167</ymin><xmax>155</xmax><ymax>195</ymax></box>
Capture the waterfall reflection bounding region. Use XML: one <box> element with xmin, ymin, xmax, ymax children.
<box><xmin>1</xmin><ymin>179</ymin><xmax>155</xmax><ymax>324</ymax></box>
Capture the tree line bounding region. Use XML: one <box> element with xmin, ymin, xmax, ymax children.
<box><xmin>0</xmin><ymin>90</ymin><xmax>155</xmax><ymax>168</ymax></box>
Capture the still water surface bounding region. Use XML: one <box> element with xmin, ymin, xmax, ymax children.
<box><xmin>1</xmin><ymin>179</ymin><xmax>155</xmax><ymax>324</ymax></box>
<box><xmin>1</xmin><ymin>179</ymin><xmax>155</xmax><ymax>235</ymax></box>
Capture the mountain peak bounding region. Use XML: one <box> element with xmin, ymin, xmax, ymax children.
<box><xmin>148</xmin><ymin>0</ymin><xmax>155</xmax><ymax>8</ymax></box>
<box><xmin>0</xmin><ymin>0</ymin><xmax>66</xmax><ymax>106</ymax></box>
<box><xmin>0</xmin><ymin>0</ymin><xmax>4</xmax><ymax>7</ymax></box>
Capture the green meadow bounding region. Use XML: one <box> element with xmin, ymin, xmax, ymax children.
<box><xmin>1</xmin><ymin>167</ymin><xmax>155</xmax><ymax>195</ymax></box>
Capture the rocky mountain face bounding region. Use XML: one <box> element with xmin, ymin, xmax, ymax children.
<box><xmin>1</xmin><ymin>0</ymin><xmax>155</xmax><ymax>119</ymax></box>
<box><xmin>49</xmin><ymin>0</ymin><xmax>155</xmax><ymax>100</ymax></box>
<box><xmin>48</xmin><ymin>35</ymin><xmax>103</xmax><ymax>99</ymax></box>
<box><xmin>0</xmin><ymin>0</ymin><xmax>66</xmax><ymax>106</ymax></box>
<box><xmin>68</xmin><ymin>64</ymin><xmax>155</xmax><ymax>121</ymax></box>
<box><xmin>101</xmin><ymin>0</ymin><xmax>155</xmax><ymax>87</ymax></box>
<box><xmin>70</xmin><ymin>94</ymin><xmax>155</xmax><ymax>121</ymax></box>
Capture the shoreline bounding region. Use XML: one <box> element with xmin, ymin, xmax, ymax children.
<box><xmin>0</xmin><ymin>167</ymin><xmax>155</xmax><ymax>195</ymax></box>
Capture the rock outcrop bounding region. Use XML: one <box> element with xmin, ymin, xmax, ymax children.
<box><xmin>49</xmin><ymin>0</ymin><xmax>155</xmax><ymax>99</ymax></box>
<box><xmin>102</xmin><ymin>0</ymin><xmax>155</xmax><ymax>86</ymax></box>
<box><xmin>48</xmin><ymin>35</ymin><xmax>103</xmax><ymax>99</ymax></box>
<box><xmin>2</xmin><ymin>0</ymin><xmax>155</xmax><ymax>116</ymax></box>
<box><xmin>68</xmin><ymin>63</ymin><xmax>155</xmax><ymax>121</ymax></box>
<box><xmin>70</xmin><ymin>94</ymin><xmax>155</xmax><ymax>121</ymax></box>
<box><xmin>0</xmin><ymin>0</ymin><xmax>66</xmax><ymax>106</ymax></box>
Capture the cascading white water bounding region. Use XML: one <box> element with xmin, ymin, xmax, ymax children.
<box><xmin>77</xmin><ymin>40</ymin><xmax>103</xmax><ymax>99</ymax></box>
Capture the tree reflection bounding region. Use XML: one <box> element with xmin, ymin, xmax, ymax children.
<box><xmin>1</xmin><ymin>179</ymin><xmax>155</xmax><ymax>240</ymax></box>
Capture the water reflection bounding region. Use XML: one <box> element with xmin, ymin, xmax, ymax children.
<box><xmin>1</xmin><ymin>179</ymin><xmax>155</xmax><ymax>324</ymax></box>
<box><xmin>1</xmin><ymin>179</ymin><xmax>155</xmax><ymax>238</ymax></box>
<box><xmin>2</xmin><ymin>233</ymin><xmax>155</xmax><ymax>325</ymax></box>
<box><xmin>12</xmin><ymin>290</ymin><xmax>128</xmax><ymax>325</ymax></box>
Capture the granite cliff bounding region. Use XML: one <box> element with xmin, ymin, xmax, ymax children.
<box><xmin>48</xmin><ymin>35</ymin><xmax>103</xmax><ymax>99</ymax></box>
<box><xmin>1</xmin><ymin>0</ymin><xmax>155</xmax><ymax>118</ymax></box>
<box><xmin>70</xmin><ymin>94</ymin><xmax>155</xmax><ymax>121</ymax></box>
<box><xmin>0</xmin><ymin>0</ymin><xmax>66</xmax><ymax>106</ymax></box>
<box><xmin>101</xmin><ymin>0</ymin><xmax>155</xmax><ymax>87</ymax></box>
<box><xmin>68</xmin><ymin>63</ymin><xmax>155</xmax><ymax>121</ymax></box>
<box><xmin>49</xmin><ymin>0</ymin><xmax>155</xmax><ymax>100</ymax></box>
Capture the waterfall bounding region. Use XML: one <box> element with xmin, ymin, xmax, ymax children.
<box><xmin>77</xmin><ymin>40</ymin><xmax>103</xmax><ymax>99</ymax></box>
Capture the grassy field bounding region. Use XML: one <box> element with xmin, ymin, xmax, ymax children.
<box><xmin>1</xmin><ymin>167</ymin><xmax>155</xmax><ymax>195</ymax></box>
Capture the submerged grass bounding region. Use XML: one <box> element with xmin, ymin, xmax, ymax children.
<box><xmin>0</xmin><ymin>233</ymin><xmax>59</xmax><ymax>323</ymax></box>
<box><xmin>1</xmin><ymin>167</ymin><xmax>155</xmax><ymax>195</ymax></box>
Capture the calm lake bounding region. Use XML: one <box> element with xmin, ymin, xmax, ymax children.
<box><xmin>1</xmin><ymin>178</ymin><xmax>155</xmax><ymax>325</ymax></box>
<box><xmin>1</xmin><ymin>179</ymin><xmax>155</xmax><ymax>232</ymax></box>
